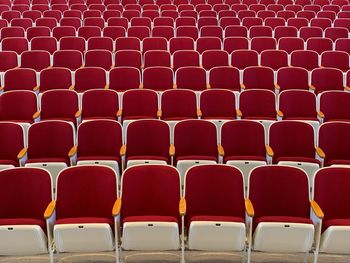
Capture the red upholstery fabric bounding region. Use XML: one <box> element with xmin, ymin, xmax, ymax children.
<box><xmin>240</xmin><ymin>89</ymin><xmax>276</xmax><ymax>120</ymax></box>
<box><xmin>269</xmin><ymin>121</ymin><xmax>316</xmax><ymax>164</ymax></box>
<box><xmin>200</xmin><ymin>89</ymin><xmax>236</xmax><ymax>119</ymax></box>
<box><xmin>4</xmin><ymin>68</ymin><xmax>37</xmax><ymax>91</ymax></box>
<box><xmin>311</xmin><ymin>67</ymin><xmax>344</xmax><ymax>94</ymax></box>
<box><xmin>260</xmin><ymin>50</ymin><xmax>288</xmax><ymax>70</ymax></box>
<box><xmin>144</xmin><ymin>50</ymin><xmax>171</xmax><ymax>68</ymax></box>
<box><xmin>40</xmin><ymin>90</ymin><xmax>78</xmax><ymax>123</ymax></box>
<box><xmin>320</xmin><ymin>91</ymin><xmax>350</xmax><ymax>122</ymax></box>
<box><xmin>174</xmin><ymin>120</ymin><xmax>218</xmax><ymax>162</ymax></box>
<box><xmin>115</xmin><ymin>37</ymin><xmax>140</xmax><ymax>51</ymax></box>
<box><xmin>55</xmin><ymin>217</ymin><xmax>113</xmax><ymax>228</ymax></box>
<box><xmin>221</xmin><ymin>120</ymin><xmax>266</xmax><ymax>161</ymax></box>
<box><xmin>27</xmin><ymin>120</ymin><xmax>74</xmax><ymax>161</ymax></box>
<box><xmin>143</xmin><ymin>66</ymin><xmax>173</xmax><ymax>91</ymax></box>
<box><xmin>20</xmin><ymin>50</ymin><xmax>51</xmax><ymax>71</ymax></box>
<box><xmin>231</xmin><ymin>50</ymin><xmax>258</xmax><ymax>70</ymax></box>
<box><xmin>277</xmin><ymin>67</ymin><xmax>309</xmax><ymax>91</ymax></box>
<box><xmin>202</xmin><ymin>50</ymin><xmax>229</xmax><ymax>70</ymax></box>
<box><xmin>0</xmin><ymin>168</ymin><xmax>51</xmax><ymax>232</ymax></box>
<box><xmin>321</xmin><ymin>51</ymin><xmax>349</xmax><ymax>72</ymax></box>
<box><xmin>85</xmin><ymin>50</ymin><xmax>113</xmax><ymax>70</ymax></box>
<box><xmin>161</xmin><ymin>89</ymin><xmax>197</xmax><ymax>120</ymax></box>
<box><xmin>77</xmin><ymin>120</ymin><xmax>122</xmax><ymax>165</ymax></box>
<box><xmin>176</xmin><ymin>66</ymin><xmax>207</xmax><ymax>91</ymax></box>
<box><xmin>249</xmin><ymin>166</ymin><xmax>310</xmax><ymax>232</ymax></box>
<box><xmin>74</xmin><ymin>67</ymin><xmax>106</xmax><ymax>92</ymax></box>
<box><xmin>279</xmin><ymin>90</ymin><xmax>317</xmax><ymax>120</ymax></box>
<box><xmin>122</xmin><ymin>89</ymin><xmax>158</xmax><ymax>120</ymax></box>
<box><xmin>173</xmin><ymin>50</ymin><xmax>200</xmax><ymax>70</ymax></box>
<box><xmin>56</xmin><ymin>166</ymin><xmax>117</xmax><ymax>221</ymax></box>
<box><xmin>126</xmin><ymin>119</ymin><xmax>170</xmax><ymax>163</ymax></box>
<box><xmin>209</xmin><ymin>66</ymin><xmax>240</xmax><ymax>91</ymax></box>
<box><xmin>121</xmin><ymin>165</ymin><xmax>181</xmax><ymax>226</ymax></box>
<box><xmin>60</xmin><ymin>36</ymin><xmax>85</xmax><ymax>53</ymax></box>
<box><xmin>123</xmin><ymin>215</ymin><xmax>178</xmax><ymax>224</ymax></box>
<box><xmin>115</xmin><ymin>50</ymin><xmax>142</xmax><ymax>69</ymax></box>
<box><xmin>109</xmin><ymin>67</ymin><xmax>140</xmax><ymax>91</ymax></box>
<box><xmin>169</xmin><ymin>37</ymin><xmax>195</xmax><ymax>54</ymax></box>
<box><xmin>0</xmin><ymin>51</ymin><xmax>18</xmax><ymax>72</ymax></box>
<box><xmin>314</xmin><ymin>167</ymin><xmax>350</xmax><ymax>232</ymax></box>
<box><xmin>0</xmin><ymin>90</ymin><xmax>37</xmax><ymax>123</ymax></box>
<box><xmin>243</xmin><ymin>66</ymin><xmax>275</xmax><ymax>91</ymax></box>
<box><xmin>82</xmin><ymin>89</ymin><xmax>119</xmax><ymax>120</ymax></box>
<box><xmin>185</xmin><ymin>165</ymin><xmax>245</xmax><ymax>229</ymax></box>
<box><xmin>0</xmin><ymin>123</ymin><xmax>23</xmax><ymax>166</ymax></box>
<box><xmin>39</xmin><ymin>67</ymin><xmax>72</xmax><ymax>92</ymax></box>
<box><xmin>319</xmin><ymin>122</ymin><xmax>350</xmax><ymax>166</ymax></box>
<box><xmin>290</xmin><ymin>50</ymin><xmax>319</xmax><ymax>71</ymax></box>
<box><xmin>53</xmin><ymin>50</ymin><xmax>83</xmax><ymax>70</ymax></box>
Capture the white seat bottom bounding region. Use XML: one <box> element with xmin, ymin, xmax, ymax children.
<box><xmin>25</xmin><ymin>162</ymin><xmax>67</xmax><ymax>186</ymax></box>
<box><xmin>77</xmin><ymin>160</ymin><xmax>120</xmax><ymax>177</ymax></box>
<box><xmin>277</xmin><ymin>161</ymin><xmax>319</xmax><ymax>182</ymax></box>
<box><xmin>0</xmin><ymin>164</ymin><xmax>15</xmax><ymax>171</ymax></box>
<box><xmin>127</xmin><ymin>159</ymin><xmax>167</xmax><ymax>168</ymax></box>
<box><xmin>177</xmin><ymin>160</ymin><xmax>217</xmax><ymax>182</ymax></box>
<box><xmin>226</xmin><ymin>160</ymin><xmax>266</xmax><ymax>185</ymax></box>
<box><xmin>321</xmin><ymin>226</ymin><xmax>350</xmax><ymax>254</ymax></box>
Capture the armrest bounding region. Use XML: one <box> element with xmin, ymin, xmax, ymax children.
<box><xmin>197</xmin><ymin>109</ymin><xmax>202</xmax><ymax>118</ymax></box>
<box><xmin>310</xmin><ymin>200</ymin><xmax>324</xmax><ymax>219</ymax></box>
<box><xmin>69</xmin><ymin>85</ymin><xmax>75</xmax><ymax>90</ymax></box>
<box><xmin>33</xmin><ymin>111</ymin><xmax>40</xmax><ymax>120</ymax></box>
<box><xmin>206</xmin><ymin>84</ymin><xmax>211</xmax><ymax>89</ymax></box>
<box><xmin>116</xmin><ymin>109</ymin><xmax>122</xmax><ymax>117</ymax></box>
<box><xmin>245</xmin><ymin>198</ymin><xmax>254</xmax><ymax>217</ymax></box>
<box><xmin>0</xmin><ymin>86</ymin><xmax>4</xmax><ymax>91</ymax></box>
<box><xmin>266</xmin><ymin>145</ymin><xmax>274</xmax><ymax>157</ymax></box>
<box><xmin>316</xmin><ymin>147</ymin><xmax>325</xmax><ymax>159</ymax></box>
<box><xmin>112</xmin><ymin>198</ymin><xmax>122</xmax><ymax>216</ymax></box>
<box><xmin>44</xmin><ymin>200</ymin><xmax>56</xmax><ymax>219</ymax></box>
<box><xmin>345</xmin><ymin>86</ymin><xmax>350</xmax><ymax>91</ymax></box>
<box><xmin>139</xmin><ymin>83</ymin><xmax>143</xmax><ymax>89</ymax></box>
<box><xmin>236</xmin><ymin>109</ymin><xmax>242</xmax><ymax>118</ymax></box>
<box><xmin>218</xmin><ymin>144</ymin><xmax>224</xmax><ymax>157</ymax></box>
<box><xmin>17</xmin><ymin>147</ymin><xmax>27</xmax><ymax>160</ymax></box>
<box><xmin>179</xmin><ymin>197</ymin><xmax>186</xmax><ymax>216</ymax></box>
<box><xmin>275</xmin><ymin>83</ymin><xmax>280</xmax><ymax>90</ymax></box>
<box><xmin>240</xmin><ymin>83</ymin><xmax>246</xmax><ymax>90</ymax></box>
<box><xmin>317</xmin><ymin>111</ymin><xmax>324</xmax><ymax>119</ymax></box>
<box><xmin>120</xmin><ymin>144</ymin><xmax>126</xmax><ymax>156</ymax></box>
<box><xmin>68</xmin><ymin>146</ymin><xmax>77</xmax><ymax>158</ymax></box>
<box><xmin>75</xmin><ymin>110</ymin><xmax>82</xmax><ymax>118</ymax></box>
<box><xmin>33</xmin><ymin>86</ymin><xmax>39</xmax><ymax>92</ymax></box>
<box><xmin>277</xmin><ymin>110</ymin><xmax>284</xmax><ymax>118</ymax></box>
<box><xmin>309</xmin><ymin>85</ymin><xmax>316</xmax><ymax>91</ymax></box>
<box><xmin>169</xmin><ymin>144</ymin><xmax>175</xmax><ymax>156</ymax></box>
<box><xmin>104</xmin><ymin>84</ymin><xmax>109</xmax><ymax>89</ymax></box>
<box><xmin>157</xmin><ymin>109</ymin><xmax>162</xmax><ymax>118</ymax></box>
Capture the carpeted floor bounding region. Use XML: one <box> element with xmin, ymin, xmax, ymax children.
<box><xmin>1</xmin><ymin>251</ymin><xmax>349</xmax><ymax>263</ymax></box>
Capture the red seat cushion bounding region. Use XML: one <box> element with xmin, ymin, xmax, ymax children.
<box><xmin>224</xmin><ymin>155</ymin><xmax>266</xmax><ymax>163</ymax></box>
<box><xmin>77</xmin><ymin>156</ymin><xmax>121</xmax><ymax>163</ymax></box>
<box><xmin>127</xmin><ymin>155</ymin><xmax>169</xmax><ymax>163</ymax></box>
<box><xmin>26</xmin><ymin>157</ymin><xmax>70</xmax><ymax>165</ymax></box>
<box><xmin>245</xmin><ymin>116</ymin><xmax>276</xmax><ymax>121</ymax></box>
<box><xmin>163</xmin><ymin>116</ymin><xmax>196</xmax><ymax>121</ymax></box>
<box><xmin>285</xmin><ymin>117</ymin><xmax>318</xmax><ymax>122</ymax></box>
<box><xmin>55</xmin><ymin>217</ymin><xmax>114</xmax><ymax>228</ymax></box>
<box><xmin>0</xmin><ymin>159</ymin><xmax>17</xmax><ymax>166</ymax></box>
<box><xmin>123</xmin><ymin>116</ymin><xmax>156</xmax><ymax>121</ymax></box>
<box><xmin>189</xmin><ymin>215</ymin><xmax>244</xmax><ymax>229</ymax></box>
<box><xmin>123</xmin><ymin>215</ymin><xmax>178</xmax><ymax>225</ymax></box>
<box><xmin>275</xmin><ymin>156</ymin><xmax>320</xmax><ymax>165</ymax></box>
<box><xmin>176</xmin><ymin>155</ymin><xmax>217</xmax><ymax>162</ymax></box>
<box><xmin>0</xmin><ymin>218</ymin><xmax>46</xmax><ymax>232</ymax></box>
<box><xmin>326</xmin><ymin>159</ymin><xmax>350</xmax><ymax>166</ymax></box>
<box><xmin>322</xmin><ymin>219</ymin><xmax>350</xmax><ymax>232</ymax></box>
<box><xmin>254</xmin><ymin>216</ymin><xmax>313</xmax><ymax>232</ymax></box>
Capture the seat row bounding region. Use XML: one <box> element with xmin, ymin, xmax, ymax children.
<box><xmin>1</xmin><ymin>116</ymin><xmax>350</xmax><ymax>180</ymax></box>
<box><xmin>1</xmin><ymin>65</ymin><xmax>349</xmax><ymax>93</ymax></box>
<box><xmin>2</xmin><ymin>164</ymin><xmax>350</xmax><ymax>262</ymax></box>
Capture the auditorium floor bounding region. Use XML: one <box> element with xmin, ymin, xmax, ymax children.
<box><xmin>1</xmin><ymin>251</ymin><xmax>350</xmax><ymax>263</ymax></box>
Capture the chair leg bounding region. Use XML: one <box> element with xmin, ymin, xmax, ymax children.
<box><xmin>181</xmin><ymin>216</ymin><xmax>185</xmax><ymax>263</ymax></box>
<box><xmin>303</xmin><ymin>251</ymin><xmax>309</xmax><ymax>263</ymax></box>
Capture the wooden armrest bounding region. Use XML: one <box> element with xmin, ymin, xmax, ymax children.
<box><xmin>120</xmin><ymin>144</ymin><xmax>126</xmax><ymax>156</ymax></box>
<box><xmin>277</xmin><ymin>110</ymin><xmax>284</xmax><ymax>118</ymax></box>
<box><xmin>206</xmin><ymin>84</ymin><xmax>211</xmax><ymax>89</ymax></box>
<box><xmin>0</xmin><ymin>86</ymin><xmax>4</xmax><ymax>91</ymax></box>
<box><xmin>236</xmin><ymin>109</ymin><xmax>242</xmax><ymax>118</ymax></box>
<box><xmin>139</xmin><ymin>83</ymin><xmax>143</xmax><ymax>89</ymax></box>
<box><xmin>44</xmin><ymin>200</ymin><xmax>56</xmax><ymax>219</ymax></box>
<box><xmin>310</xmin><ymin>200</ymin><xmax>324</xmax><ymax>219</ymax></box>
<box><xmin>69</xmin><ymin>85</ymin><xmax>75</xmax><ymax>90</ymax></box>
<box><xmin>266</xmin><ymin>145</ymin><xmax>274</xmax><ymax>157</ymax></box>
<box><xmin>157</xmin><ymin>109</ymin><xmax>162</xmax><ymax>118</ymax></box>
<box><xmin>179</xmin><ymin>197</ymin><xmax>186</xmax><ymax>216</ymax></box>
<box><xmin>116</xmin><ymin>109</ymin><xmax>122</xmax><ymax>117</ymax></box>
<box><xmin>17</xmin><ymin>147</ymin><xmax>27</xmax><ymax>160</ymax></box>
<box><xmin>218</xmin><ymin>144</ymin><xmax>224</xmax><ymax>156</ymax></box>
<box><xmin>112</xmin><ymin>198</ymin><xmax>122</xmax><ymax>216</ymax></box>
<box><xmin>240</xmin><ymin>83</ymin><xmax>246</xmax><ymax>90</ymax></box>
<box><xmin>345</xmin><ymin>86</ymin><xmax>350</xmax><ymax>91</ymax></box>
<box><xmin>75</xmin><ymin>110</ymin><xmax>82</xmax><ymax>118</ymax></box>
<box><xmin>173</xmin><ymin>84</ymin><xmax>177</xmax><ymax>89</ymax></box>
<box><xmin>317</xmin><ymin>111</ymin><xmax>324</xmax><ymax>119</ymax></box>
<box><xmin>104</xmin><ymin>84</ymin><xmax>109</xmax><ymax>89</ymax></box>
<box><xmin>309</xmin><ymin>85</ymin><xmax>316</xmax><ymax>91</ymax></box>
<box><xmin>197</xmin><ymin>109</ymin><xmax>202</xmax><ymax>118</ymax></box>
<box><xmin>275</xmin><ymin>83</ymin><xmax>280</xmax><ymax>90</ymax></box>
<box><xmin>33</xmin><ymin>86</ymin><xmax>39</xmax><ymax>92</ymax></box>
<box><xmin>68</xmin><ymin>146</ymin><xmax>77</xmax><ymax>158</ymax></box>
<box><xmin>33</xmin><ymin>111</ymin><xmax>40</xmax><ymax>119</ymax></box>
<box><xmin>245</xmin><ymin>198</ymin><xmax>254</xmax><ymax>217</ymax></box>
<box><xmin>169</xmin><ymin>144</ymin><xmax>175</xmax><ymax>156</ymax></box>
<box><xmin>316</xmin><ymin>147</ymin><xmax>325</xmax><ymax>159</ymax></box>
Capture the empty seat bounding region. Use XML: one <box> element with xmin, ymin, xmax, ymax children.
<box><xmin>306</xmin><ymin>37</ymin><xmax>333</xmax><ymax>54</ymax></box>
<box><xmin>143</xmin><ymin>67</ymin><xmax>174</xmax><ymax>91</ymax></box>
<box><xmin>250</xmin><ymin>37</ymin><xmax>277</xmax><ymax>53</ymax></box>
<box><xmin>127</xmin><ymin>26</ymin><xmax>150</xmax><ymax>40</ymax></box>
<box><xmin>151</xmin><ymin>26</ymin><xmax>175</xmax><ymax>40</ymax></box>
<box><xmin>209</xmin><ymin>66</ymin><xmax>240</xmax><ymax>91</ymax></box>
<box><xmin>78</xmin><ymin>26</ymin><xmax>101</xmax><ymax>40</ymax></box>
<box><xmin>249</xmin><ymin>25</ymin><xmax>273</xmax><ymax>38</ymax></box>
<box><xmin>260</xmin><ymin>50</ymin><xmax>288</xmax><ymax>70</ymax></box>
<box><xmin>299</xmin><ymin>26</ymin><xmax>323</xmax><ymax>41</ymax></box>
<box><xmin>173</xmin><ymin>50</ymin><xmax>200</xmax><ymax>70</ymax></box>
<box><xmin>87</xmin><ymin>37</ymin><xmax>114</xmax><ymax>52</ymax></box>
<box><xmin>325</xmin><ymin>28</ymin><xmax>349</xmax><ymax>43</ymax></box>
<box><xmin>123</xmin><ymin>119</ymin><xmax>171</xmax><ymax>167</ymax></box>
<box><xmin>321</xmin><ymin>51</ymin><xmax>350</xmax><ymax>72</ymax></box>
<box><xmin>53</xmin><ymin>50</ymin><xmax>83</xmax><ymax>71</ymax></box>
<box><xmin>76</xmin><ymin>120</ymin><xmax>122</xmax><ymax>174</ymax></box>
<box><xmin>83</xmin><ymin>17</ymin><xmax>104</xmax><ymax>29</ymax></box>
<box><xmin>169</xmin><ymin>37</ymin><xmax>195</xmax><ymax>54</ymax></box>
<box><xmin>184</xmin><ymin>165</ymin><xmax>247</xmax><ymax>251</ymax></box>
<box><xmin>310</xmin><ymin>68</ymin><xmax>345</xmax><ymax>94</ymax></box>
<box><xmin>35</xmin><ymin>17</ymin><xmax>57</xmax><ymax>29</ymax></box>
<box><xmin>24</xmin><ymin>120</ymin><xmax>75</xmax><ymax>182</ymax></box>
<box><xmin>1</xmin><ymin>37</ymin><xmax>28</xmax><ymax>54</ymax></box>
<box><xmin>48</xmin><ymin>166</ymin><xmax>118</xmax><ymax>257</ymax></box>
<box><xmin>60</xmin><ymin>17</ymin><xmax>81</xmax><ymax>29</ymax></box>
<box><xmin>0</xmin><ymin>51</ymin><xmax>18</xmax><ymax>72</ymax></box>
<box><xmin>108</xmin><ymin>67</ymin><xmax>141</xmax><ymax>92</ymax></box>
<box><xmin>0</xmin><ymin>167</ymin><xmax>52</xmax><ymax>255</ymax></box>
<box><xmin>318</xmin><ymin>122</ymin><xmax>350</xmax><ymax>166</ymax></box>
<box><xmin>1</xmin><ymin>26</ymin><xmax>25</xmax><ymax>39</ymax></box>
<box><xmin>176</xmin><ymin>26</ymin><xmax>199</xmax><ymax>40</ymax></box>
<box><xmin>73</xmin><ymin>67</ymin><xmax>107</xmax><ymax>93</ymax></box>
<box><xmin>115</xmin><ymin>50</ymin><xmax>142</xmax><ymax>70</ymax></box>
<box><xmin>142</xmin><ymin>37</ymin><xmax>168</xmax><ymax>53</ymax></box>
<box><xmin>59</xmin><ymin>36</ymin><xmax>85</xmax><ymax>53</ymax></box>
<box><xmin>119</xmin><ymin>89</ymin><xmax>158</xmax><ymax>122</ymax></box>
<box><xmin>223</xmin><ymin>37</ymin><xmax>249</xmax><ymax>54</ymax></box>
<box><xmin>224</xmin><ymin>25</ymin><xmax>248</xmax><ymax>38</ymax></box>
<box><xmin>276</xmin><ymin>67</ymin><xmax>309</xmax><ymax>91</ymax></box>
<box><xmin>274</xmin><ymin>26</ymin><xmax>298</xmax><ymax>40</ymax></box>
<box><xmin>115</xmin><ymin>37</ymin><xmax>141</xmax><ymax>51</ymax></box>
<box><xmin>318</xmin><ymin>91</ymin><xmax>350</xmax><ymax>122</ymax></box>
<box><xmin>27</xmin><ymin>27</ymin><xmax>51</xmax><ymax>42</ymax></box>
<box><xmin>144</xmin><ymin>50</ymin><xmax>171</xmax><ymax>68</ymax></box>
<box><xmin>310</xmin><ymin>18</ymin><xmax>332</xmax><ymax>31</ymax></box>
<box><xmin>20</xmin><ymin>50</ymin><xmax>50</xmax><ymax>72</ymax></box>
<box><xmin>202</xmin><ymin>50</ymin><xmax>229</xmax><ymax>70</ymax></box>
<box><xmin>81</xmin><ymin>89</ymin><xmax>119</xmax><ymax>121</ymax></box>
<box><xmin>335</xmin><ymin>38</ymin><xmax>350</xmax><ymax>55</ymax></box>
<box><xmin>231</xmin><ymin>50</ymin><xmax>259</xmax><ymax>70</ymax></box>
<box><xmin>52</xmin><ymin>26</ymin><xmax>76</xmax><ymax>40</ymax></box>
<box><xmin>30</xmin><ymin>36</ymin><xmax>57</xmax><ymax>55</ymax></box>
<box><xmin>196</xmin><ymin>37</ymin><xmax>222</xmax><ymax>54</ymax></box>
<box><xmin>221</xmin><ymin>120</ymin><xmax>267</xmax><ymax>183</ymax></box>
<box><xmin>278</xmin><ymin>37</ymin><xmax>304</xmax><ymax>54</ymax></box>
<box><xmin>103</xmin><ymin>26</ymin><xmax>126</xmax><ymax>40</ymax></box>
<box><xmin>173</xmin><ymin>119</ymin><xmax>219</xmax><ymax>177</ymax></box>
<box><xmin>85</xmin><ymin>50</ymin><xmax>113</xmax><ymax>70</ymax></box>
<box><xmin>290</xmin><ymin>50</ymin><xmax>319</xmax><ymax>71</ymax></box>
<box><xmin>242</xmin><ymin>66</ymin><xmax>275</xmax><ymax>91</ymax></box>
<box><xmin>175</xmin><ymin>66</ymin><xmax>207</xmax><ymax>91</ymax></box>
<box><xmin>3</xmin><ymin>68</ymin><xmax>38</xmax><ymax>92</ymax></box>
<box><xmin>39</xmin><ymin>67</ymin><xmax>72</xmax><ymax>92</ymax></box>
<box><xmin>200</xmin><ymin>25</ymin><xmax>223</xmax><ymax>40</ymax></box>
